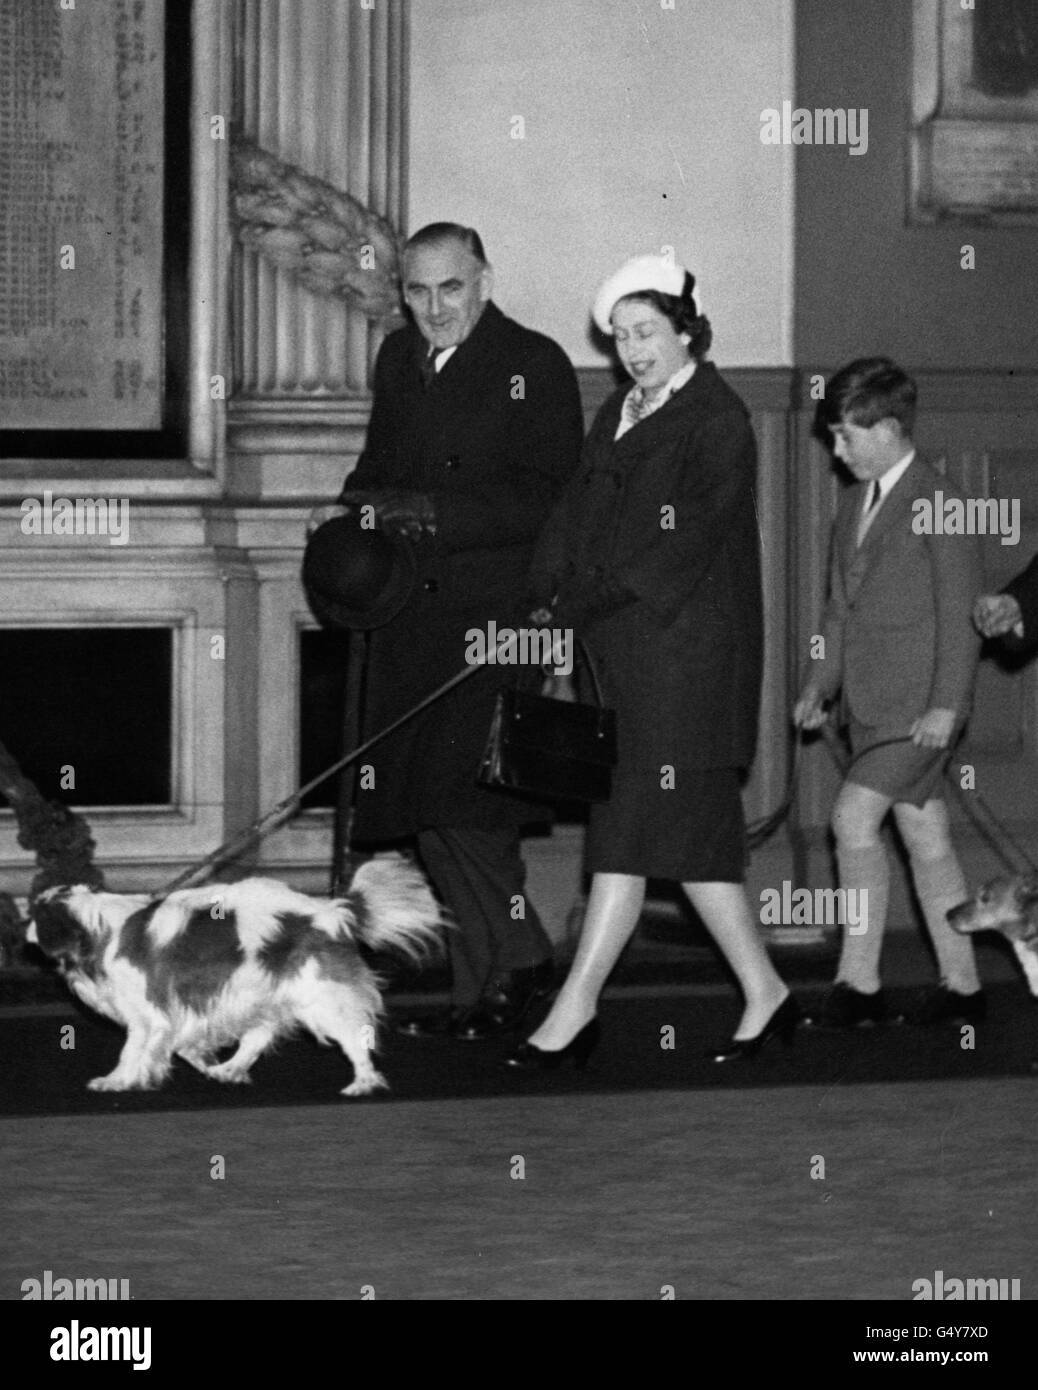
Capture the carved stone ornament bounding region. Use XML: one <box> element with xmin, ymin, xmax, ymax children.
<box><xmin>231</xmin><ymin>135</ymin><xmax>405</xmax><ymax>319</ymax></box>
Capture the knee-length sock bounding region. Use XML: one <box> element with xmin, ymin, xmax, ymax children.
<box><xmin>909</xmin><ymin>850</ymin><xmax>980</xmax><ymax>995</ymax></box>
<box><xmin>834</xmin><ymin>842</ymin><xmax>890</xmax><ymax>994</ymax></box>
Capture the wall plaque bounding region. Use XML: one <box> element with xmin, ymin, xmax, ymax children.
<box><xmin>912</xmin><ymin>0</ymin><xmax>1038</xmax><ymax>224</ymax></box>
<box><xmin>0</xmin><ymin>0</ymin><xmax>166</xmax><ymax>431</ymax></box>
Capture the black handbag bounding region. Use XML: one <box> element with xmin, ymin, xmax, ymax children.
<box><xmin>477</xmin><ymin>643</ymin><xmax>618</xmax><ymax>803</ymax></box>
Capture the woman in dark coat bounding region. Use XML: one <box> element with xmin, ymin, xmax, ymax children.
<box><xmin>507</xmin><ymin>254</ymin><xmax>799</xmax><ymax>1068</ymax></box>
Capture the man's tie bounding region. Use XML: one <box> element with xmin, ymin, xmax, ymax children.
<box><xmin>419</xmin><ymin>349</ymin><xmax>438</xmax><ymax>389</ymax></box>
<box><xmin>866</xmin><ymin>480</ymin><xmax>881</xmax><ymax>512</ymax></box>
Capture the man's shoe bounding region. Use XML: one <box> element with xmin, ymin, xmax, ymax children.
<box><xmin>908</xmin><ymin>984</ymin><xmax>987</xmax><ymax>1026</ymax></box>
<box><xmin>451</xmin><ymin>1002</ymin><xmax>515</xmax><ymax>1041</ymax></box>
<box><xmin>392</xmin><ymin>1007</ymin><xmax>463</xmax><ymax>1038</ymax></box>
<box><xmin>452</xmin><ymin>959</ymin><xmax>556</xmax><ymax>1042</ymax></box>
<box><xmin>501</xmin><ymin>958</ymin><xmax>556</xmax><ymax>1019</ymax></box>
<box><xmin>818</xmin><ymin>981</ymin><xmax>888</xmax><ymax>1029</ymax></box>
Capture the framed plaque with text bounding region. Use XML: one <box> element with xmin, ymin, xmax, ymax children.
<box><xmin>912</xmin><ymin>0</ymin><xmax>1038</xmax><ymax>224</ymax></box>
<box><xmin>0</xmin><ymin>0</ymin><xmax>190</xmax><ymax>457</ymax></box>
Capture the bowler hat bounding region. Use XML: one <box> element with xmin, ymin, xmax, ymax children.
<box><xmin>302</xmin><ymin>513</ymin><xmax>417</xmax><ymax>630</ymax></box>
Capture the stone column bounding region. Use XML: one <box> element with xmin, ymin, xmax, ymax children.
<box><xmin>228</xmin><ymin>0</ymin><xmax>408</xmax><ymax>496</ymax></box>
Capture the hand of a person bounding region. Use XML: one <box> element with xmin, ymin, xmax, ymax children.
<box><xmin>793</xmin><ymin>685</ymin><xmax>829</xmax><ymax>730</ymax></box>
<box><xmin>552</xmin><ymin>578</ymin><xmax>636</xmax><ymax>633</ymax></box>
<box><xmin>910</xmin><ymin>707</ymin><xmax>956</xmax><ymax>749</ymax></box>
<box><xmin>528</xmin><ymin>606</ymin><xmax>555</xmax><ymax>627</ymax></box>
<box><xmin>339</xmin><ymin>489</ymin><xmax>437</xmax><ymax>542</ymax></box>
<box><xmin>973</xmin><ymin>592</ymin><xmax>1023</xmax><ymax>639</ymax></box>
<box><xmin>307</xmin><ymin>503</ymin><xmax>350</xmax><ymax>535</ymax></box>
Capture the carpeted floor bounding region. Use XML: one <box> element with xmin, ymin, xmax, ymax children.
<box><xmin>4</xmin><ymin>1079</ymin><xmax>1037</xmax><ymax>1302</ymax></box>
<box><xmin>5</xmin><ymin>918</ymin><xmax>1034</xmax><ymax>1315</ymax></box>
<box><xmin>4</xmin><ymin>980</ymin><xmax>1035</xmax><ymax>1118</ymax></box>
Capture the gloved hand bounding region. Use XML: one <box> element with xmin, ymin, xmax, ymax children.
<box><xmin>551</xmin><ymin>577</ymin><xmax>637</xmax><ymax>634</ymax></box>
<box><xmin>339</xmin><ymin>489</ymin><xmax>437</xmax><ymax>542</ymax></box>
<box><xmin>307</xmin><ymin>503</ymin><xmax>351</xmax><ymax>535</ymax></box>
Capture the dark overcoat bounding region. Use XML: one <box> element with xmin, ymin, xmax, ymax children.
<box><xmin>1000</xmin><ymin>551</ymin><xmax>1038</xmax><ymax>659</ymax></box>
<box><xmin>340</xmin><ymin>301</ymin><xmax>584</xmax><ymax>840</ymax></box>
<box><xmin>529</xmin><ymin>361</ymin><xmax>764</xmax><ymax>775</ymax></box>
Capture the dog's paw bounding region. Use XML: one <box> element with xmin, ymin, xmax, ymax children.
<box><xmin>205</xmin><ymin>1060</ymin><xmax>254</xmax><ymax>1085</ymax></box>
<box><xmin>340</xmin><ymin>1070</ymin><xmax>389</xmax><ymax>1098</ymax></box>
<box><xmin>87</xmin><ymin>1074</ymin><xmax>154</xmax><ymax>1092</ymax></box>
<box><xmin>177</xmin><ymin>1050</ymin><xmax>216</xmax><ymax>1076</ymax></box>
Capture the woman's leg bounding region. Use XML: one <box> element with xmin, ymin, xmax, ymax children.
<box><xmin>831</xmin><ymin>780</ymin><xmax>894</xmax><ymax>993</ymax></box>
<box><xmin>526</xmin><ymin>872</ymin><xmax>646</xmax><ymax>1051</ymax></box>
<box><xmin>682</xmin><ymin>881</ymin><xmax>789</xmax><ymax>1039</ymax></box>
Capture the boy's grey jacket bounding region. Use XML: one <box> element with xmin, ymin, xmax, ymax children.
<box><xmin>816</xmin><ymin>456</ymin><xmax>982</xmax><ymax>730</ymax></box>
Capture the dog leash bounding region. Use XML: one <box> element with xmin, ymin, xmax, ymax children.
<box><xmin>745</xmin><ymin>736</ymin><xmax>803</xmax><ymax>850</ymax></box>
<box><xmin>160</xmin><ymin>628</ymin><xmax>812</xmax><ymax>894</ymax></box>
<box><xmin>157</xmin><ymin>643</ymin><xmax>510</xmax><ymax>897</ymax></box>
<box><xmin>162</xmin><ymin>688</ymin><xmax>1036</xmax><ymax>895</ymax></box>
<box><xmin>817</xmin><ymin>721</ymin><xmax>1038</xmax><ymax>878</ymax></box>
<box><xmin>945</xmin><ymin>778</ymin><xmax>1038</xmax><ymax>878</ymax></box>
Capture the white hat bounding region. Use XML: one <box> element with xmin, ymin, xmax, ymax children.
<box><xmin>592</xmin><ymin>254</ymin><xmax>692</xmax><ymax>335</ymax></box>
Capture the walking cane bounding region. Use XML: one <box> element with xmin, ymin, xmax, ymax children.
<box><xmin>330</xmin><ymin>628</ymin><xmax>368</xmax><ymax>896</ymax></box>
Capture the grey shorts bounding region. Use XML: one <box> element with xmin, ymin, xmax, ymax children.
<box><xmin>845</xmin><ymin>722</ymin><xmax>953</xmax><ymax>807</ymax></box>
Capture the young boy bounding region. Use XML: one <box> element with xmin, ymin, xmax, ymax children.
<box><xmin>794</xmin><ymin>358</ymin><xmax>984</xmax><ymax>1026</ymax></box>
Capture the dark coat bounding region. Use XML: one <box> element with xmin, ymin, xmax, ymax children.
<box><xmin>340</xmin><ymin>302</ymin><xmax>584</xmax><ymax>840</ymax></box>
<box><xmin>1001</xmin><ymin>552</ymin><xmax>1038</xmax><ymax>658</ymax></box>
<box><xmin>530</xmin><ymin>361</ymin><xmax>764</xmax><ymax>773</ymax></box>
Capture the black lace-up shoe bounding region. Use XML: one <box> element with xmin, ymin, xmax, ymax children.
<box><xmin>907</xmin><ymin>985</ymin><xmax>987</xmax><ymax>1026</ymax></box>
<box><xmin>453</xmin><ymin>960</ymin><xmax>555</xmax><ymax>1041</ymax></box>
<box><xmin>392</xmin><ymin>1007</ymin><xmax>464</xmax><ymax>1038</ymax></box>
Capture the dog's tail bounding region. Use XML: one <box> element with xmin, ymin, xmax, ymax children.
<box><xmin>338</xmin><ymin>857</ymin><xmax>448</xmax><ymax>963</ymax></box>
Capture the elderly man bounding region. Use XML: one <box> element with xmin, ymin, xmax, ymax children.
<box><xmin>333</xmin><ymin>222</ymin><xmax>584</xmax><ymax>1039</ymax></box>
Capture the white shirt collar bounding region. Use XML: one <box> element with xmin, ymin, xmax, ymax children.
<box><xmin>871</xmin><ymin>447</ymin><xmax>916</xmax><ymax>503</ymax></box>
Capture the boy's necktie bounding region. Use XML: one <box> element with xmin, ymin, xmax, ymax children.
<box><xmin>857</xmin><ymin>480</ymin><xmax>881</xmax><ymax>546</ymax></box>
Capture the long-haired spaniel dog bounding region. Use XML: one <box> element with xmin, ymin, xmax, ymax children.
<box><xmin>27</xmin><ymin>859</ymin><xmax>446</xmax><ymax>1096</ymax></box>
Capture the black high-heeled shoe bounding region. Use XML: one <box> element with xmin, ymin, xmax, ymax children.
<box><xmin>708</xmin><ymin>993</ymin><xmax>803</xmax><ymax>1063</ymax></box>
<box><xmin>504</xmin><ymin>1018</ymin><xmax>601</xmax><ymax>1071</ymax></box>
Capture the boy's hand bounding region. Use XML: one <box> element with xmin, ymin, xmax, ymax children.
<box><xmin>910</xmin><ymin>708</ymin><xmax>956</xmax><ymax>749</ymax></box>
<box><xmin>793</xmin><ymin>685</ymin><xmax>829</xmax><ymax>730</ymax></box>
<box><xmin>973</xmin><ymin>593</ymin><xmax>1023</xmax><ymax>639</ymax></box>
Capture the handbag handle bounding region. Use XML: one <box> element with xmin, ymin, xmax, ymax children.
<box><xmin>529</xmin><ymin>629</ymin><xmax>606</xmax><ymax>707</ymax></box>
<box><xmin>498</xmin><ymin>612</ymin><xmax>607</xmax><ymax>706</ymax></box>
<box><xmin>574</xmin><ymin>639</ymin><xmax>607</xmax><ymax>708</ymax></box>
